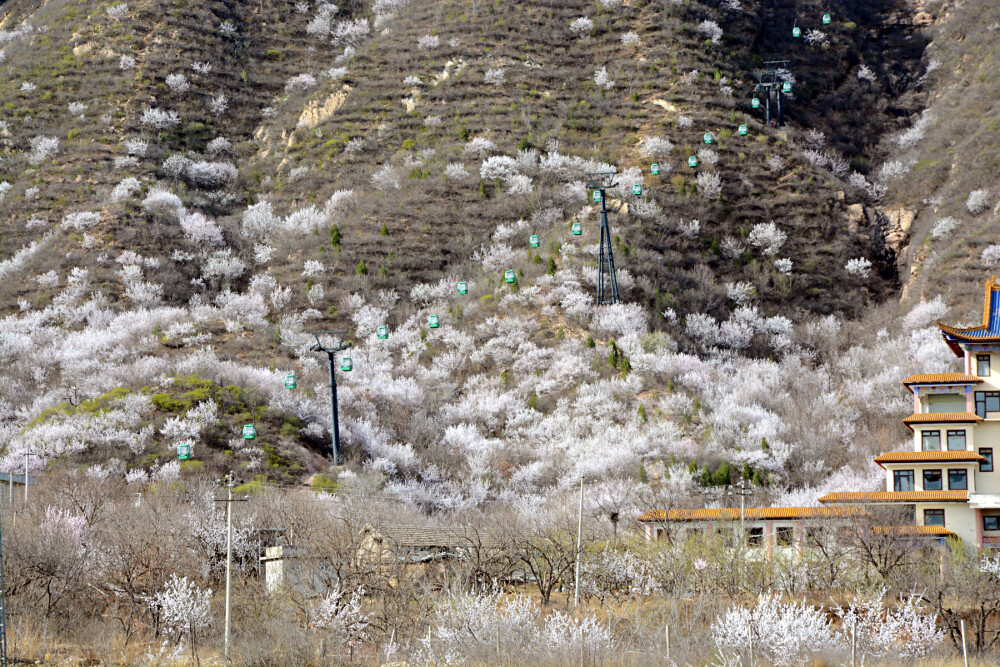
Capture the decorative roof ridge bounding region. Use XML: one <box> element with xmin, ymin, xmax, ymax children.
<box><xmin>900</xmin><ymin>373</ymin><xmax>980</xmax><ymax>384</ymax></box>
<box><xmin>937</xmin><ymin>320</ymin><xmax>988</xmax><ymax>335</ymax></box>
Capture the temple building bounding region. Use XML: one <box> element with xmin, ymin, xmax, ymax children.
<box><xmin>640</xmin><ymin>277</ymin><xmax>1000</xmax><ymax>549</ymax></box>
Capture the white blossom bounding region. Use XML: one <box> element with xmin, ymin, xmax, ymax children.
<box><xmin>594</xmin><ymin>66</ymin><xmax>615</xmax><ymax>90</ymax></box>
<box><xmin>748</xmin><ymin>221</ymin><xmax>786</xmax><ymax>256</ymax></box>
<box><xmin>967</xmin><ymin>189</ymin><xmax>990</xmax><ymax>215</ymax></box>
<box><xmin>845</xmin><ymin>257</ymin><xmax>872</xmax><ymax>277</ymax></box>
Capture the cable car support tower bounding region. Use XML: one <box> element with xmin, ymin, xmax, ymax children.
<box><xmin>587</xmin><ymin>171</ymin><xmax>620</xmax><ymax>306</ymax></box>
<box><xmin>752</xmin><ymin>60</ymin><xmax>791</xmax><ymax>127</ymax></box>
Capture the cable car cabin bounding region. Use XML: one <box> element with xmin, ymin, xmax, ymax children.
<box><xmin>377</xmin><ymin>325</ymin><xmax>389</xmax><ymax>339</ymax></box>
<box><xmin>284</xmin><ymin>373</ymin><xmax>297</xmax><ymax>389</ymax></box>
<box><xmin>457</xmin><ymin>281</ymin><xmax>468</xmax><ymax>294</ymax></box>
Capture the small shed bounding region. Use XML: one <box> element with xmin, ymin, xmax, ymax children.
<box><xmin>261</xmin><ymin>545</ymin><xmax>338</xmax><ymax>596</ymax></box>
<box><xmin>358</xmin><ymin>524</ymin><xmax>505</xmax><ymax>563</ymax></box>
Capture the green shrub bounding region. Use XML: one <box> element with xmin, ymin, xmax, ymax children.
<box><xmin>180</xmin><ymin>460</ymin><xmax>205</xmax><ymax>475</ymax></box>
<box><xmin>313</xmin><ymin>473</ymin><xmax>339</xmax><ymax>494</ymax></box>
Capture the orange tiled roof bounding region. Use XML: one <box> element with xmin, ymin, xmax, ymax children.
<box><xmin>637</xmin><ymin>506</ymin><xmax>864</xmax><ymax>522</ymax></box>
<box><xmin>901</xmin><ymin>412</ymin><xmax>983</xmax><ymax>426</ymax></box>
<box><xmin>873</xmin><ymin>451</ymin><xmax>986</xmax><ymax>467</ymax></box>
<box><xmin>872</xmin><ymin>525</ymin><xmax>957</xmax><ymax>538</ymax></box>
<box><xmin>818</xmin><ymin>490</ymin><xmax>968</xmax><ymax>504</ymax></box>
<box><xmin>901</xmin><ymin>373</ymin><xmax>981</xmax><ymax>391</ymax></box>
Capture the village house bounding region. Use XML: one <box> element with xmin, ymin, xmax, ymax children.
<box><xmin>641</xmin><ymin>278</ymin><xmax>1000</xmax><ymax>549</ymax></box>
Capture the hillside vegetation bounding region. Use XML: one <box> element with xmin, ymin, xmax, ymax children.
<box><xmin>2</xmin><ymin>0</ymin><xmax>1000</xmax><ymax>663</ymax></box>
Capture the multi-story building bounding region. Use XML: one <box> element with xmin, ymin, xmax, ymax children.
<box><xmin>640</xmin><ymin>278</ymin><xmax>1000</xmax><ymax>550</ymax></box>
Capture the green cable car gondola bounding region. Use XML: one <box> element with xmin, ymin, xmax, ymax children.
<box><xmin>651</xmin><ymin>163</ymin><xmax>660</xmax><ymax>175</ymax></box>
<box><xmin>792</xmin><ymin>25</ymin><xmax>801</xmax><ymax>37</ymax></box>
<box><xmin>429</xmin><ymin>314</ymin><xmax>440</xmax><ymax>328</ymax></box>
<box><xmin>822</xmin><ymin>13</ymin><xmax>831</xmax><ymax>25</ymax></box>
<box><xmin>341</xmin><ymin>357</ymin><xmax>352</xmax><ymax>372</ymax></box>
<box><xmin>782</xmin><ymin>81</ymin><xmax>792</xmax><ymax>93</ymax></box>
<box><xmin>284</xmin><ymin>373</ymin><xmax>297</xmax><ymax>389</ymax></box>
<box><xmin>688</xmin><ymin>155</ymin><xmax>698</xmax><ymax>168</ymax></box>
<box><xmin>752</xmin><ymin>97</ymin><xmax>761</xmax><ymax>109</ymax></box>
<box><xmin>529</xmin><ymin>234</ymin><xmax>540</xmax><ymax>248</ymax></box>
<box><xmin>632</xmin><ymin>184</ymin><xmax>642</xmax><ymax>196</ymax></box>
<box><xmin>504</xmin><ymin>270</ymin><xmax>516</xmax><ymax>283</ymax></box>
<box><xmin>377</xmin><ymin>325</ymin><xmax>389</xmax><ymax>339</ymax></box>
<box><xmin>592</xmin><ymin>190</ymin><xmax>602</xmax><ymax>203</ymax></box>
<box><xmin>242</xmin><ymin>424</ymin><xmax>256</xmax><ymax>440</ymax></box>
<box><xmin>571</xmin><ymin>222</ymin><xmax>583</xmax><ymax>236</ymax></box>
<box><xmin>738</xmin><ymin>124</ymin><xmax>748</xmax><ymax>136</ymax></box>
<box><xmin>177</xmin><ymin>443</ymin><xmax>192</xmax><ymax>460</ymax></box>
<box><xmin>457</xmin><ymin>281</ymin><xmax>469</xmax><ymax>294</ymax></box>
<box><xmin>703</xmin><ymin>132</ymin><xmax>713</xmax><ymax>144</ymax></box>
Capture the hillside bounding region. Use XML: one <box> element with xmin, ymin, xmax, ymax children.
<box><xmin>7</xmin><ymin>0</ymin><xmax>1000</xmax><ymax>664</ymax></box>
<box><xmin>0</xmin><ymin>0</ymin><xmax>973</xmax><ymax>502</ymax></box>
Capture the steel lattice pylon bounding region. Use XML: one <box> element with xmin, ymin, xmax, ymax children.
<box><xmin>752</xmin><ymin>60</ymin><xmax>791</xmax><ymax>127</ymax></box>
<box><xmin>587</xmin><ymin>172</ymin><xmax>620</xmax><ymax>305</ymax></box>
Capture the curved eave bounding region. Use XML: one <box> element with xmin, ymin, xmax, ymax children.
<box><xmin>873</xmin><ymin>451</ymin><xmax>986</xmax><ymax>469</ymax></box>
<box><xmin>900</xmin><ymin>412</ymin><xmax>983</xmax><ymax>431</ymax></box>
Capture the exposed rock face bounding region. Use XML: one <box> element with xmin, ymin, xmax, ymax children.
<box><xmin>882</xmin><ymin>207</ymin><xmax>916</xmax><ymax>253</ymax></box>
<box><xmin>847</xmin><ymin>204</ymin><xmax>866</xmax><ymax>233</ymax></box>
<box><xmin>297</xmin><ymin>86</ymin><xmax>351</xmax><ymax>129</ymax></box>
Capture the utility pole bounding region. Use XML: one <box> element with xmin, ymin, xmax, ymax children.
<box><xmin>574</xmin><ymin>477</ymin><xmax>584</xmax><ymax>608</ymax></box>
<box><xmin>0</xmin><ymin>499</ymin><xmax>8</xmax><ymax>667</ymax></box>
<box><xmin>224</xmin><ymin>477</ymin><xmax>233</xmax><ymax>660</ymax></box>
<box><xmin>311</xmin><ymin>331</ymin><xmax>352</xmax><ymax>465</ymax></box>
<box><xmin>214</xmin><ymin>475</ymin><xmax>247</xmax><ymax>661</ymax></box>
<box><xmin>23</xmin><ymin>453</ymin><xmax>28</xmax><ymax>506</ymax></box>
<box><xmin>586</xmin><ymin>172</ymin><xmax>620</xmax><ymax>306</ymax></box>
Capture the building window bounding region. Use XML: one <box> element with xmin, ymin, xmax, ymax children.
<box><xmin>893</xmin><ymin>470</ymin><xmax>915</xmax><ymax>492</ymax></box>
<box><xmin>923</xmin><ymin>469</ymin><xmax>943</xmax><ymax>491</ymax></box>
<box><xmin>747</xmin><ymin>527</ymin><xmax>763</xmax><ymax>547</ymax></box>
<box><xmin>922</xmin><ymin>430</ymin><xmax>941</xmax><ymax>451</ymax></box>
<box><xmin>985</xmin><ymin>516</ymin><xmax>1000</xmax><ymax>532</ymax></box>
<box><xmin>982</xmin><ymin>448</ymin><xmax>994</xmax><ymax>473</ymax></box>
<box><xmin>947</xmin><ymin>430</ymin><xmax>967</xmax><ymax>451</ymax></box>
<box><xmin>979</xmin><ymin>354</ymin><xmax>991</xmax><ymax>377</ymax></box>
<box><xmin>775</xmin><ymin>526</ymin><xmax>794</xmax><ymax>547</ymax></box>
<box><xmin>924</xmin><ymin>509</ymin><xmax>945</xmax><ymax>527</ymax></box>
<box><xmin>948</xmin><ymin>469</ymin><xmax>968</xmax><ymax>490</ymax></box>
<box><xmin>975</xmin><ymin>391</ymin><xmax>1000</xmax><ymax>418</ymax></box>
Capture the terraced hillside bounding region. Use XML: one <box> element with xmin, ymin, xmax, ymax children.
<box><xmin>0</xmin><ymin>0</ymin><xmax>947</xmax><ymax>486</ymax></box>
